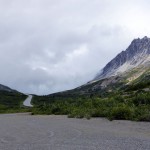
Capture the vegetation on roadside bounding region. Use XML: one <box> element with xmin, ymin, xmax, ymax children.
<box><xmin>31</xmin><ymin>91</ymin><xmax>150</xmax><ymax>121</ymax></box>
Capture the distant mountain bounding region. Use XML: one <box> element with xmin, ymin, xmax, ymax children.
<box><xmin>93</xmin><ymin>36</ymin><xmax>150</xmax><ymax>81</ymax></box>
<box><xmin>0</xmin><ymin>84</ymin><xmax>27</xmax><ymax>112</ymax></box>
<box><xmin>0</xmin><ymin>84</ymin><xmax>17</xmax><ymax>92</ymax></box>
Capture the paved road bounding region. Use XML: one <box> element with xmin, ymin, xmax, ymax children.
<box><xmin>0</xmin><ymin>114</ymin><xmax>150</xmax><ymax>150</ymax></box>
<box><xmin>23</xmin><ymin>95</ymin><xmax>33</xmax><ymax>107</ymax></box>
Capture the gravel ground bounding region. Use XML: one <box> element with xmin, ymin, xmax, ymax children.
<box><xmin>0</xmin><ymin>113</ymin><xmax>150</xmax><ymax>150</ymax></box>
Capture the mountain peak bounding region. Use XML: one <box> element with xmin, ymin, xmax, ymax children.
<box><xmin>131</xmin><ymin>36</ymin><xmax>150</xmax><ymax>45</ymax></box>
<box><xmin>94</xmin><ymin>36</ymin><xmax>150</xmax><ymax>81</ymax></box>
<box><xmin>142</xmin><ymin>36</ymin><xmax>149</xmax><ymax>40</ymax></box>
<box><xmin>131</xmin><ymin>36</ymin><xmax>150</xmax><ymax>44</ymax></box>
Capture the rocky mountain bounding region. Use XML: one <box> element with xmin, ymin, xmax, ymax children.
<box><xmin>69</xmin><ymin>36</ymin><xmax>150</xmax><ymax>95</ymax></box>
<box><xmin>94</xmin><ymin>36</ymin><xmax>150</xmax><ymax>81</ymax></box>
<box><xmin>45</xmin><ymin>36</ymin><xmax>150</xmax><ymax>98</ymax></box>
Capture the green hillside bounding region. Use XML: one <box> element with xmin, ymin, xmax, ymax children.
<box><xmin>32</xmin><ymin>66</ymin><xmax>150</xmax><ymax>121</ymax></box>
<box><xmin>0</xmin><ymin>91</ymin><xmax>29</xmax><ymax>113</ymax></box>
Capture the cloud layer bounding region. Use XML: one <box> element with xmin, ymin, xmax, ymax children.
<box><xmin>0</xmin><ymin>0</ymin><xmax>150</xmax><ymax>95</ymax></box>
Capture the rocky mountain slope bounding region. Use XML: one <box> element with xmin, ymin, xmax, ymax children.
<box><xmin>94</xmin><ymin>36</ymin><xmax>150</xmax><ymax>81</ymax></box>
<box><xmin>50</xmin><ymin>36</ymin><xmax>150</xmax><ymax>96</ymax></box>
<box><xmin>40</xmin><ymin>36</ymin><xmax>150</xmax><ymax>99</ymax></box>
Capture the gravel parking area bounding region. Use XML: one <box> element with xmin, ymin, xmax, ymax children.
<box><xmin>0</xmin><ymin>113</ymin><xmax>150</xmax><ymax>150</ymax></box>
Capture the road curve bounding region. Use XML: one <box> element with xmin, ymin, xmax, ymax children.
<box><xmin>23</xmin><ymin>95</ymin><xmax>33</xmax><ymax>107</ymax></box>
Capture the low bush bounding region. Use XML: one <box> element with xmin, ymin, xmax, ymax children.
<box><xmin>132</xmin><ymin>93</ymin><xmax>150</xmax><ymax>106</ymax></box>
<box><xmin>109</xmin><ymin>105</ymin><xmax>133</xmax><ymax>120</ymax></box>
<box><xmin>138</xmin><ymin>114</ymin><xmax>150</xmax><ymax>122</ymax></box>
<box><xmin>31</xmin><ymin>92</ymin><xmax>150</xmax><ymax>122</ymax></box>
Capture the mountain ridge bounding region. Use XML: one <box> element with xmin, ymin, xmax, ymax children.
<box><xmin>94</xmin><ymin>36</ymin><xmax>150</xmax><ymax>81</ymax></box>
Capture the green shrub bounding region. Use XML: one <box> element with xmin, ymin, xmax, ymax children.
<box><xmin>68</xmin><ymin>114</ymin><xmax>75</xmax><ymax>118</ymax></box>
<box><xmin>132</xmin><ymin>93</ymin><xmax>150</xmax><ymax>106</ymax></box>
<box><xmin>114</xmin><ymin>95</ymin><xmax>124</xmax><ymax>103</ymax></box>
<box><xmin>85</xmin><ymin>114</ymin><xmax>91</xmax><ymax>120</ymax></box>
<box><xmin>68</xmin><ymin>107</ymin><xmax>92</xmax><ymax>119</ymax></box>
<box><xmin>109</xmin><ymin>105</ymin><xmax>133</xmax><ymax>120</ymax></box>
<box><xmin>138</xmin><ymin>114</ymin><xmax>150</xmax><ymax>122</ymax></box>
<box><xmin>91</xmin><ymin>108</ymin><xmax>109</xmax><ymax>117</ymax></box>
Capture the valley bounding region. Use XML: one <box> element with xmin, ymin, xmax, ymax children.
<box><xmin>0</xmin><ymin>37</ymin><xmax>150</xmax><ymax>122</ymax></box>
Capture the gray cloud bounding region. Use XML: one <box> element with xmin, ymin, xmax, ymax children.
<box><xmin>0</xmin><ymin>0</ymin><xmax>150</xmax><ymax>95</ymax></box>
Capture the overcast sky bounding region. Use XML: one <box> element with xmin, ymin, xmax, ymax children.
<box><xmin>0</xmin><ymin>0</ymin><xmax>150</xmax><ymax>95</ymax></box>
